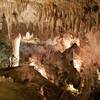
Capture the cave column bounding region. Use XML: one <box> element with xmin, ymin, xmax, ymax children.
<box><xmin>12</xmin><ymin>34</ymin><xmax>21</xmax><ymax>67</ymax></box>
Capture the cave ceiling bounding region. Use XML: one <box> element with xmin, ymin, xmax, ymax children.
<box><xmin>0</xmin><ymin>0</ymin><xmax>99</xmax><ymax>40</ymax></box>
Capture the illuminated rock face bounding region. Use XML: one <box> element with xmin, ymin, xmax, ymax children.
<box><xmin>73</xmin><ymin>56</ymin><xmax>82</xmax><ymax>72</ymax></box>
<box><xmin>12</xmin><ymin>32</ymin><xmax>80</xmax><ymax>68</ymax></box>
<box><xmin>45</xmin><ymin>33</ymin><xmax>80</xmax><ymax>53</ymax></box>
<box><xmin>97</xmin><ymin>69</ymin><xmax>100</xmax><ymax>80</ymax></box>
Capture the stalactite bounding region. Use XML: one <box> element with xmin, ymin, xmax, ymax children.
<box><xmin>67</xmin><ymin>12</ymin><xmax>70</xmax><ymax>30</ymax></box>
<box><xmin>99</xmin><ymin>10</ymin><xmax>100</xmax><ymax>26</ymax></box>
<box><xmin>64</xmin><ymin>14</ymin><xmax>68</xmax><ymax>32</ymax></box>
<box><xmin>96</xmin><ymin>11</ymin><xmax>99</xmax><ymax>27</ymax></box>
<box><xmin>0</xmin><ymin>0</ymin><xmax>100</xmax><ymax>40</ymax></box>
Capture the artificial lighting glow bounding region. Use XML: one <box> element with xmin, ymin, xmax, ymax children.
<box><xmin>22</xmin><ymin>32</ymin><xmax>33</xmax><ymax>41</ymax></box>
<box><xmin>97</xmin><ymin>69</ymin><xmax>100</xmax><ymax>80</ymax></box>
<box><xmin>63</xmin><ymin>35</ymin><xmax>74</xmax><ymax>49</ymax></box>
<box><xmin>29</xmin><ymin>57</ymin><xmax>48</xmax><ymax>79</ymax></box>
<box><xmin>73</xmin><ymin>57</ymin><xmax>82</xmax><ymax>72</ymax></box>
<box><xmin>66</xmin><ymin>84</ymin><xmax>79</xmax><ymax>94</ymax></box>
<box><xmin>37</xmin><ymin>68</ymin><xmax>47</xmax><ymax>79</ymax></box>
<box><xmin>22</xmin><ymin>32</ymin><xmax>40</xmax><ymax>43</ymax></box>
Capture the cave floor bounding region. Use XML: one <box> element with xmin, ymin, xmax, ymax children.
<box><xmin>0</xmin><ymin>66</ymin><xmax>77</xmax><ymax>100</ymax></box>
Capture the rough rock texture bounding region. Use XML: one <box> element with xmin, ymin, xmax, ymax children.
<box><xmin>0</xmin><ymin>0</ymin><xmax>100</xmax><ymax>100</ymax></box>
<box><xmin>0</xmin><ymin>66</ymin><xmax>76</xmax><ymax>100</ymax></box>
<box><xmin>0</xmin><ymin>0</ymin><xmax>100</xmax><ymax>40</ymax></box>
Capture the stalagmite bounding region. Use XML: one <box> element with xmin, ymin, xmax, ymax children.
<box><xmin>12</xmin><ymin>34</ymin><xmax>21</xmax><ymax>67</ymax></box>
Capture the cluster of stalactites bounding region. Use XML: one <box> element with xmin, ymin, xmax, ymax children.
<box><xmin>0</xmin><ymin>0</ymin><xmax>100</xmax><ymax>40</ymax></box>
